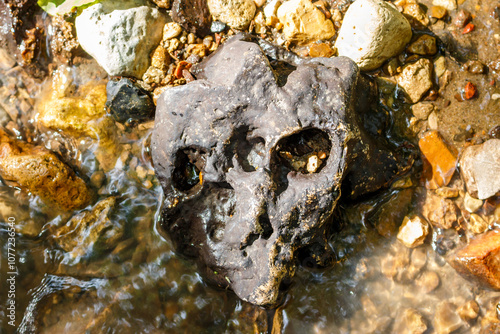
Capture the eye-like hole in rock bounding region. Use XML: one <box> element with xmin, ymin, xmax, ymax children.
<box><xmin>172</xmin><ymin>147</ymin><xmax>206</xmax><ymax>192</ymax></box>
<box><xmin>271</xmin><ymin>128</ymin><xmax>332</xmax><ymax>195</ymax></box>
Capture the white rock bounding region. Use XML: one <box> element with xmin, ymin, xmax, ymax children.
<box><xmin>397</xmin><ymin>215</ymin><xmax>429</xmax><ymax>248</ymax></box>
<box><xmin>264</xmin><ymin>0</ymin><xmax>281</xmax><ymax>18</ymax></box>
<box><xmin>277</xmin><ymin>0</ymin><xmax>335</xmax><ymax>44</ymax></box>
<box><xmin>460</xmin><ymin>139</ymin><xmax>500</xmax><ymax>199</ymax></box>
<box><xmin>464</xmin><ymin>192</ymin><xmax>483</xmax><ymax>213</ymax></box>
<box><xmin>335</xmin><ymin>0</ymin><xmax>412</xmax><ymax>71</ymax></box>
<box><xmin>208</xmin><ymin>0</ymin><xmax>256</xmax><ymax>30</ymax></box>
<box><xmin>432</xmin><ymin>0</ymin><xmax>457</xmax><ymax>11</ymax></box>
<box><xmin>75</xmin><ymin>0</ymin><xmax>167</xmax><ymax>78</ymax></box>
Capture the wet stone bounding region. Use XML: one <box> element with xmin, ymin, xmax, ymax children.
<box><xmin>397</xmin><ymin>58</ymin><xmax>434</xmax><ymax>103</ymax></box>
<box><xmin>152</xmin><ymin>34</ymin><xmax>406</xmax><ymax>306</ymax></box>
<box><xmin>172</xmin><ymin>0</ymin><xmax>212</xmax><ymax>36</ymax></box>
<box><xmin>450</xmin><ymin>229</ymin><xmax>500</xmax><ymax>290</ymax></box>
<box><xmin>393</xmin><ymin>308</ymin><xmax>427</xmax><ymax>334</ymax></box>
<box><xmin>397</xmin><ymin>215</ymin><xmax>429</xmax><ymax>248</ymax></box>
<box><xmin>419</xmin><ymin>130</ymin><xmax>458</xmax><ymax>189</ymax></box>
<box><xmin>415</xmin><ymin>270</ymin><xmax>440</xmax><ymax>293</ymax></box>
<box><xmin>457</xmin><ymin>300</ymin><xmax>480</xmax><ymax>323</ymax></box>
<box><xmin>434</xmin><ymin>302</ymin><xmax>463</xmax><ymax>334</ymax></box>
<box><xmin>407</xmin><ymin>34</ymin><xmax>437</xmax><ymax>56</ymax></box>
<box><xmin>106</xmin><ymin>78</ymin><xmax>156</xmax><ymax>124</ymax></box>
<box><xmin>0</xmin><ymin>130</ymin><xmax>94</xmax><ymax>211</ymax></box>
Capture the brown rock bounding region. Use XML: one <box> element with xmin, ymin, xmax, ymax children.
<box><xmin>457</xmin><ymin>300</ymin><xmax>479</xmax><ymax>323</ymax></box>
<box><xmin>277</xmin><ymin>0</ymin><xmax>335</xmax><ymax>45</ymax></box>
<box><xmin>430</xmin><ymin>6</ymin><xmax>447</xmax><ymax>19</ymax></box>
<box><xmin>397</xmin><ymin>58</ymin><xmax>434</xmax><ymax>103</ymax></box>
<box><xmin>419</xmin><ymin>131</ymin><xmax>458</xmax><ymax>189</ymax></box>
<box><xmin>309</xmin><ymin>43</ymin><xmax>335</xmax><ymax>58</ymax></box>
<box><xmin>393</xmin><ymin>308</ymin><xmax>427</xmax><ymax>334</ymax></box>
<box><xmin>450</xmin><ymin>229</ymin><xmax>500</xmax><ymax>290</ymax></box>
<box><xmin>407</xmin><ymin>34</ymin><xmax>437</xmax><ymax>56</ymax></box>
<box><xmin>434</xmin><ymin>302</ymin><xmax>462</xmax><ymax>334</ymax></box>
<box><xmin>151</xmin><ymin>0</ymin><xmax>171</xmax><ymax>8</ymax></box>
<box><xmin>0</xmin><ymin>130</ymin><xmax>94</xmax><ymax>211</ymax></box>
<box><xmin>422</xmin><ymin>192</ymin><xmax>459</xmax><ymax>229</ymax></box>
<box><xmin>403</xmin><ymin>3</ymin><xmax>429</xmax><ymax>28</ymax></box>
<box><xmin>412</xmin><ymin>102</ymin><xmax>435</xmax><ymax>120</ymax></box>
<box><xmin>415</xmin><ymin>270</ymin><xmax>440</xmax><ymax>293</ymax></box>
<box><xmin>172</xmin><ymin>0</ymin><xmax>212</xmax><ymax>37</ymax></box>
<box><xmin>453</xmin><ymin>9</ymin><xmax>471</xmax><ymax>28</ymax></box>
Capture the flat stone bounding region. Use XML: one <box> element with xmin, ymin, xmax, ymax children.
<box><xmin>450</xmin><ymin>229</ymin><xmax>500</xmax><ymax>290</ymax></box>
<box><xmin>172</xmin><ymin>0</ymin><xmax>212</xmax><ymax>36</ymax></box>
<box><xmin>407</xmin><ymin>34</ymin><xmax>437</xmax><ymax>56</ymax></box>
<box><xmin>277</xmin><ymin>0</ymin><xmax>335</xmax><ymax>45</ymax></box>
<box><xmin>419</xmin><ymin>130</ymin><xmax>458</xmax><ymax>189</ymax></box>
<box><xmin>459</xmin><ymin>139</ymin><xmax>500</xmax><ymax>199</ymax></box>
<box><xmin>397</xmin><ymin>215</ymin><xmax>429</xmax><ymax>248</ymax></box>
<box><xmin>434</xmin><ymin>302</ymin><xmax>462</xmax><ymax>334</ymax></box>
<box><xmin>75</xmin><ymin>0</ymin><xmax>167</xmax><ymax>78</ymax></box>
<box><xmin>412</xmin><ymin>102</ymin><xmax>435</xmax><ymax>120</ymax></box>
<box><xmin>335</xmin><ymin>0</ymin><xmax>412</xmax><ymax>71</ymax></box>
<box><xmin>397</xmin><ymin>58</ymin><xmax>434</xmax><ymax>103</ymax></box>
<box><xmin>0</xmin><ymin>130</ymin><xmax>94</xmax><ymax>211</ymax></box>
<box><xmin>208</xmin><ymin>0</ymin><xmax>256</xmax><ymax>30</ymax></box>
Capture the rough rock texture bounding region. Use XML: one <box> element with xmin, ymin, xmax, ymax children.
<box><xmin>397</xmin><ymin>58</ymin><xmax>434</xmax><ymax>103</ymax></box>
<box><xmin>459</xmin><ymin>139</ymin><xmax>500</xmax><ymax>199</ymax></box>
<box><xmin>0</xmin><ymin>130</ymin><xmax>94</xmax><ymax>211</ymax></box>
<box><xmin>172</xmin><ymin>0</ymin><xmax>212</xmax><ymax>36</ymax></box>
<box><xmin>0</xmin><ymin>0</ymin><xmax>49</xmax><ymax>78</ymax></box>
<box><xmin>277</xmin><ymin>0</ymin><xmax>335</xmax><ymax>45</ymax></box>
<box><xmin>51</xmin><ymin>197</ymin><xmax>118</xmax><ymax>262</ymax></box>
<box><xmin>433</xmin><ymin>0</ymin><xmax>456</xmax><ymax>11</ymax></box>
<box><xmin>397</xmin><ymin>215</ymin><xmax>429</xmax><ymax>248</ymax></box>
<box><xmin>335</xmin><ymin>0</ymin><xmax>412</xmax><ymax>71</ymax></box>
<box><xmin>207</xmin><ymin>0</ymin><xmax>256</xmax><ymax>30</ymax></box>
<box><xmin>75</xmin><ymin>0</ymin><xmax>167</xmax><ymax>78</ymax></box>
<box><xmin>106</xmin><ymin>78</ymin><xmax>155</xmax><ymax>124</ymax></box>
<box><xmin>152</xmin><ymin>34</ymin><xmax>407</xmax><ymax>306</ymax></box>
<box><xmin>450</xmin><ymin>229</ymin><xmax>500</xmax><ymax>290</ymax></box>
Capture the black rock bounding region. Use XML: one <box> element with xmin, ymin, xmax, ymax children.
<box><xmin>105</xmin><ymin>78</ymin><xmax>155</xmax><ymax>124</ymax></box>
<box><xmin>151</xmin><ymin>34</ymin><xmax>409</xmax><ymax>307</ymax></box>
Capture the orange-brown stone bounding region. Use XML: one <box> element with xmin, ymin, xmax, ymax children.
<box><xmin>449</xmin><ymin>229</ymin><xmax>500</xmax><ymax>290</ymax></box>
<box><xmin>418</xmin><ymin>130</ymin><xmax>458</xmax><ymax>189</ymax></box>
<box><xmin>0</xmin><ymin>130</ymin><xmax>94</xmax><ymax>211</ymax></box>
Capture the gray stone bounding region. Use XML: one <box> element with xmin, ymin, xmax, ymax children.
<box><xmin>208</xmin><ymin>0</ymin><xmax>256</xmax><ymax>30</ymax></box>
<box><xmin>75</xmin><ymin>0</ymin><xmax>167</xmax><ymax>78</ymax></box>
<box><xmin>335</xmin><ymin>0</ymin><xmax>412</xmax><ymax>71</ymax></box>
<box><xmin>106</xmin><ymin>78</ymin><xmax>155</xmax><ymax>124</ymax></box>
<box><xmin>152</xmin><ymin>34</ymin><xmax>408</xmax><ymax>306</ymax></box>
<box><xmin>460</xmin><ymin>139</ymin><xmax>500</xmax><ymax>199</ymax></box>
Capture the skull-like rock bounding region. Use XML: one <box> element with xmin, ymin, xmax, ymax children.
<box><xmin>152</xmin><ymin>34</ymin><xmax>402</xmax><ymax>306</ymax></box>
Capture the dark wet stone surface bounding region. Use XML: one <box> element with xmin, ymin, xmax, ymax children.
<box><xmin>171</xmin><ymin>0</ymin><xmax>212</xmax><ymax>37</ymax></box>
<box><xmin>152</xmin><ymin>34</ymin><xmax>407</xmax><ymax>307</ymax></box>
<box><xmin>106</xmin><ymin>78</ymin><xmax>155</xmax><ymax>124</ymax></box>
